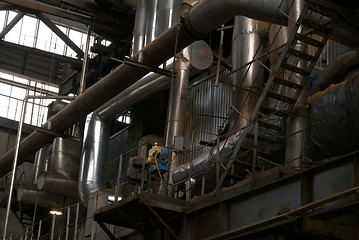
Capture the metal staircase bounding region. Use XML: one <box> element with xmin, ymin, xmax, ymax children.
<box><xmin>218</xmin><ymin>3</ymin><xmax>336</xmax><ymax>188</ymax></box>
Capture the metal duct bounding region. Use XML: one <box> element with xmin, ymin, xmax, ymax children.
<box><xmin>1</xmin><ymin>0</ymin><xmax>357</xmax><ymax>177</ymax></box>
<box><xmin>132</xmin><ymin>0</ymin><xmax>148</xmax><ymax>55</ymax></box>
<box><xmin>173</xmin><ymin>130</ymin><xmax>243</xmax><ymax>184</ymax></box>
<box><xmin>17</xmin><ymin>184</ymin><xmax>60</xmax><ymax>209</ymax></box>
<box><xmin>310</xmin><ymin>48</ymin><xmax>359</xmax><ymax>95</ymax></box>
<box><xmin>155</xmin><ymin>0</ymin><xmax>181</xmax><ymax>37</ymax></box>
<box><xmin>78</xmin><ymin>112</ymin><xmax>113</xmax><ymax>202</ymax></box>
<box><xmin>146</xmin><ymin>0</ymin><xmax>158</xmax><ymax>45</ymax></box>
<box><xmin>37</xmin><ymin>171</ymin><xmax>79</xmax><ymax>198</ymax></box>
<box><xmin>308</xmin><ymin>73</ymin><xmax>359</xmax><ymax>159</ymax></box>
<box><xmin>97</xmin><ymin>64</ymin><xmax>172</xmax><ymax>120</ymax></box>
<box><xmin>285</xmin><ymin>0</ymin><xmax>308</xmax><ymax>168</ymax></box>
<box><xmin>36</xmin><ymin>137</ymin><xmax>80</xmax><ymax>198</ymax></box>
<box><xmin>229</xmin><ymin>16</ymin><xmax>264</xmax><ymax>132</ymax></box>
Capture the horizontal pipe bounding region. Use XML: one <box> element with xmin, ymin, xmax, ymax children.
<box><xmin>0</xmin><ymin>0</ymin><xmax>358</xmax><ymax>178</ymax></box>
<box><xmin>17</xmin><ymin>184</ymin><xmax>60</xmax><ymax>209</ymax></box>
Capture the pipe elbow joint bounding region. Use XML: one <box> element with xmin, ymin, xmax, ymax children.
<box><xmin>180</xmin><ymin>12</ymin><xmax>208</xmax><ymax>41</ymax></box>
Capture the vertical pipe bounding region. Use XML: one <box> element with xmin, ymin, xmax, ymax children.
<box><xmin>115</xmin><ymin>155</ymin><xmax>123</xmax><ymax>201</ymax></box>
<box><xmin>285</xmin><ymin>0</ymin><xmax>308</xmax><ymax>168</ymax></box>
<box><xmin>65</xmin><ymin>206</ymin><xmax>70</xmax><ymax>240</ymax></box>
<box><xmin>79</xmin><ymin>25</ymin><xmax>91</xmax><ymax>95</ymax></box>
<box><xmin>50</xmin><ymin>215</ymin><xmax>56</xmax><ymax>240</ymax></box>
<box><xmin>36</xmin><ymin>221</ymin><xmax>42</xmax><ymax>240</ymax></box>
<box><xmin>166</xmin><ymin>46</ymin><xmax>191</xmax><ymax>184</ymax></box>
<box><xmin>229</xmin><ymin>16</ymin><xmax>264</xmax><ymax>132</ymax></box>
<box><xmin>215</xmin><ymin>24</ymin><xmax>225</xmax><ymax>87</ymax></box>
<box><xmin>74</xmin><ymin>203</ymin><xmax>79</xmax><ymax>240</ymax></box>
<box><xmin>2</xmin><ymin>96</ymin><xmax>27</xmax><ymax>240</ymax></box>
<box><xmin>132</xmin><ymin>0</ymin><xmax>148</xmax><ymax>56</ymax></box>
<box><xmin>145</xmin><ymin>0</ymin><xmax>158</xmax><ymax>45</ymax></box>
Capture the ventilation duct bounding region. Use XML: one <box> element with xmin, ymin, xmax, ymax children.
<box><xmin>173</xmin><ymin>130</ymin><xmax>243</xmax><ymax>184</ymax></box>
<box><xmin>37</xmin><ymin>137</ymin><xmax>80</xmax><ymax>198</ymax></box>
<box><xmin>17</xmin><ymin>184</ymin><xmax>61</xmax><ymax>209</ymax></box>
<box><xmin>78</xmin><ymin>113</ymin><xmax>113</xmax><ymax>202</ymax></box>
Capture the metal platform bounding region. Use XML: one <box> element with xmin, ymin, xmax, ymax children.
<box><xmin>94</xmin><ymin>192</ymin><xmax>186</xmax><ymax>240</ymax></box>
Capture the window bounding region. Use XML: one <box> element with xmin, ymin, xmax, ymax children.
<box><xmin>0</xmin><ymin>72</ymin><xmax>60</xmax><ymax>126</ymax></box>
<box><xmin>117</xmin><ymin>111</ymin><xmax>131</xmax><ymax>124</ymax></box>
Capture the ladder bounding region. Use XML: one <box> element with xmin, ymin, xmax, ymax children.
<box><xmin>218</xmin><ymin>3</ymin><xmax>336</xmax><ymax>188</ymax></box>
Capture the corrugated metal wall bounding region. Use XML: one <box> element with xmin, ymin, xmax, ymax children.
<box><xmin>184</xmin><ymin>70</ymin><xmax>233</xmax><ymax>162</ymax></box>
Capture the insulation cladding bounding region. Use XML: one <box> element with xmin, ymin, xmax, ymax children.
<box><xmin>184</xmin><ymin>70</ymin><xmax>233</xmax><ymax>162</ymax></box>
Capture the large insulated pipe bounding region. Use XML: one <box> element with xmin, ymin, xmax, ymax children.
<box><xmin>0</xmin><ymin>0</ymin><xmax>357</xmax><ymax>178</ymax></box>
<box><xmin>173</xmin><ymin>130</ymin><xmax>244</xmax><ymax>184</ymax></box>
<box><xmin>229</xmin><ymin>16</ymin><xmax>264</xmax><ymax>132</ymax></box>
<box><xmin>310</xmin><ymin>49</ymin><xmax>359</xmax><ymax>95</ymax></box>
<box><xmin>37</xmin><ymin>137</ymin><xmax>81</xmax><ymax>198</ymax></box>
<box><xmin>17</xmin><ymin>185</ymin><xmax>60</xmax><ymax>209</ymax></box>
<box><xmin>308</xmin><ymin>73</ymin><xmax>359</xmax><ymax>158</ymax></box>
<box><xmin>132</xmin><ymin>0</ymin><xmax>148</xmax><ymax>55</ymax></box>
<box><xmin>78</xmin><ymin>112</ymin><xmax>112</xmax><ymax>201</ymax></box>
<box><xmin>285</xmin><ymin>0</ymin><xmax>308</xmax><ymax>168</ymax></box>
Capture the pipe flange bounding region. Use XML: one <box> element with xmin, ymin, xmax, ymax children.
<box><xmin>180</xmin><ymin>12</ymin><xmax>208</xmax><ymax>41</ymax></box>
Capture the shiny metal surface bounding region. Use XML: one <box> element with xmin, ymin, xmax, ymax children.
<box><xmin>132</xmin><ymin>0</ymin><xmax>148</xmax><ymax>55</ymax></box>
<box><xmin>50</xmin><ymin>137</ymin><xmax>81</xmax><ymax>180</ymax></box>
<box><xmin>97</xmin><ymin>63</ymin><xmax>172</xmax><ymax>120</ymax></box>
<box><xmin>17</xmin><ymin>184</ymin><xmax>60</xmax><ymax>209</ymax></box>
<box><xmin>146</xmin><ymin>0</ymin><xmax>158</xmax><ymax>45</ymax></box>
<box><xmin>173</xmin><ymin>130</ymin><xmax>244</xmax><ymax>184</ymax></box>
<box><xmin>37</xmin><ymin>171</ymin><xmax>79</xmax><ymax>198</ymax></box>
<box><xmin>285</xmin><ymin>0</ymin><xmax>308</xmax><ymax>168</ymax></box>
<box><xmin>79</xmin><ymin>112</ymin><xmax>113</xmax><ymax>202</ymax></box>
<box><xmin>32</xmin><ymin>148</ymin><xmax>44</xmax><ymax>184</ymax></box>
<box><xmin>191</xmin><ymin>40</ymin><xmax>213</xmax><ymax>70</ymax></box>
<box><xmin>229</xmin><ymin>16</ymin><xmax>264</xmax><ymax>132</ymax></box>
<box><xmin>166</xmin><ymin>47</ymin><xmax>191</xmax><ymax>177</ymax></box>
<box><xmin>155</xmin><ymin>0</ymin><xmax>180</xmax><ymax>37</ymax></box>
<box><xmin>79</xmin><ymin>25</ymin><xmax>91</xmax><ymax>94</ymax></box>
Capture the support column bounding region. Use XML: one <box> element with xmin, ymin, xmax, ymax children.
<box><xmin>132</xmin><ymin>0</ymin><xmax>148</xmax><ymax>56</ymax></box>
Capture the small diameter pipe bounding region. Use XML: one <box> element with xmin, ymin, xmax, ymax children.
<box><xmin>2</xmin><ymin>95</ymin><xmax>75</xmax><ymax>240</ymax></box>
<box><xmin>79</xmin><ymin>25</ymin><xmax>91</xmax><ymax>95</ymax></box>
<box><xmin>215</xmin><ymin>24</ymin><xmax>225</xmax><ymax>87</ymax></box>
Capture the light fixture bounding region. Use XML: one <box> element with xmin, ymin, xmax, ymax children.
<box><xmin>50</xmin><ymin>210</ymin><xmax>63</xmax><ymax>216</ymax></box>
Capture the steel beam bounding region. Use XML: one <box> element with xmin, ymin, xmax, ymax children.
<box><xmin>0</xmin><ymin>12</ymin><xmax>25</xmax><ymax>40</ymax></box>
<box><xmin>1</xmin><ymin>0</ymin><xmax>92</xmax><ymax>24</ymax></box>
<box><xmin>36</xmin><ymin>13</ymin><xmax>84</xmax><ymax>58</ymax></box>
<box><xmin>97</xmin><ymin>221</ymin><xmax>116</xmax><ymax>240</ymax></box>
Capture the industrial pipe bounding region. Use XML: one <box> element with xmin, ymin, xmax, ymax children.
<box><xmin>17</xmin><ymin>185</ymin><xmax>61</xmax><ymax>209</ymax></box>
<box><xmin>308</xmin><ymin>73</ymin><xmax>359</xmax><ymax>159</ymax></box>
<box><xmin>229</xmin><ymin>16</ymin><xmax>264</xmax><ymax>132</ymax></box>
<box><xmin>132</xmin><ymin>0</ymin><xmax>148</xmax><ymax>55</ymax></box>
<box><xmin>37</xmin><ymin>171</ymin><xmax>79</xmax><ymax>198</ymax></box>
<box><xmin>310</xmin><ymin>48</ymin><xmax>359</xmax><ymax>95</ymax></box>
<box><xmin>0</xmin><ymin>0</ymin><xmax>357</xmax><ymax>179</ymax></box>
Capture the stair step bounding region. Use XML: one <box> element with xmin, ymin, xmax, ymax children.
<box><xmin>281</xmin><ymin>63</ymin><xmax>310</xmax><ymax>76</ymax></box>
<box><xmin>308</xmin><ymin>4</ymin><xmax>330</xmax><ymax>17</ymax></box>
<box><xmin>247</xmin><ymin>132</ymin><xmax>276</xmax><ymax>144</ymax></box>
<box><xmin>273</xmin><ymin>76</ymin><xmax>303</xmax><ymax>89</ymax></box>
<box><xmin>267</xmin><ymin>91</ymin><xmax>297</xmax><ymax>104</ymax></box>
<box><xmin>301</xmin><ymin>18</ymin><xmax>332</xmax><ymax>34</ymax></box>
<box><xmin>287</xmin><ymin>48</ymin><xmax>317</xmax><ymax>62</ymax></box>
<box><xmin>227</xmin><ymin>172</ymin><xmax>244</xmax><ymax>181</ymax></box>
<box><xmin>241</xmin><ymin>145</ymin><xmax>269</xmax><ymax>156</ymax></box>
<box><xmin>260</xmin><ymin>106</ymin><xmax>289</xmax><ymax>117</ymax></box>
<box><xmin>295</xmin><ymin>33</ymin><xmax>325</xmax><ymax>48</ymax></box>
<box><xmin>258</xmin><ymin>119</ymin><xmax>282</xmax><ymax>131</ymax></box>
